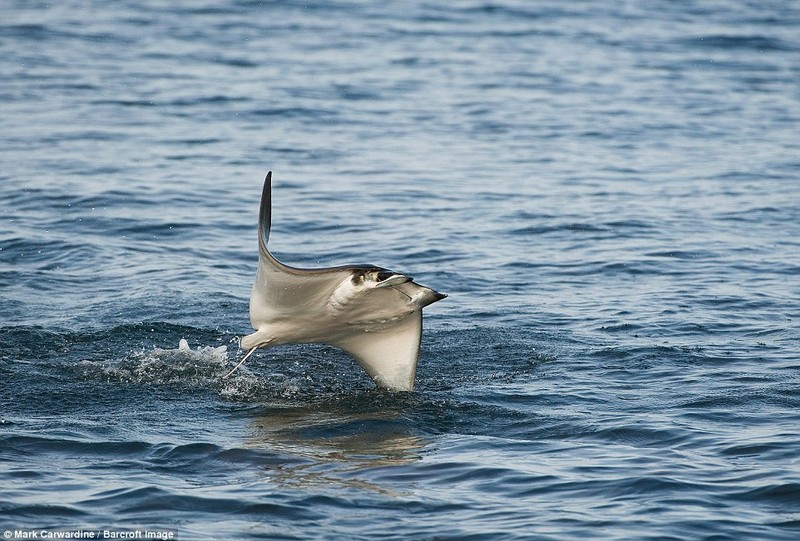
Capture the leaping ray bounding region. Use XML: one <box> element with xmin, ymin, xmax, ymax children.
<box><xmin>227</xmin><ymin>172</ymin><xmax>446</xmax><ymax>391</ymax></box>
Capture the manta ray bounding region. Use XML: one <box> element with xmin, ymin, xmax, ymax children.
<box><xmin>226</xmin><ymin>172</ymin><xmax>446</xmax><ymax>391</ymax></box>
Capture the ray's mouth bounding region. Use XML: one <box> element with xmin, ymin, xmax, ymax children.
<box><xmin>376</xmin><ymin>274</ymin><xmax>413</xmax><ymax>287</ymax></box>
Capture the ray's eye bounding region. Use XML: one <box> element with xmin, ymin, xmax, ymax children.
<box><xmin>376</xmin><ymin>270</ymin><xmax>394</xmax><ymax>282</ymax></box>
<box><xmin>351</xmin><ymin>272</ymin><xmax>367</xmax><ymax>285</ymax></box>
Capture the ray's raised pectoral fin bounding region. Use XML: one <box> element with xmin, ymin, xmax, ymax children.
<box><xmin>333</xmin><ymin>311</ymin><xmax>423</xmax><ymax>392</ymax></box>
<box><xmin>258</xmin><ymin>171</ymin><xmax>272</xmax><ymax>253</ymax></box>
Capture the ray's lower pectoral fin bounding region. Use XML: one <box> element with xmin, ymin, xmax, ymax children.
<box><xmin>334</xmin><ymin>312</ymin><xmax>423</xmax><ymax>392</ymax></box>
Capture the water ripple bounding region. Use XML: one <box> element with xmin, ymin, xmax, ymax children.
<box><xmin>3</xmin><ymin>0</ymin><xmax>800</xmax><ymax>538</ymax></box>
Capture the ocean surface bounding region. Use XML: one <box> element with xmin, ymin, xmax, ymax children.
<box><xmin>2</xmin><ymin>1</ymin><xmax>800</xmax><ymax>539</ymax></box>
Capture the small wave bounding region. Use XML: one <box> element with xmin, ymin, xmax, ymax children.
<box><xmin>0</xmin><ymin>236</ymin><xmax>104</xmax><ymax>270</ymax></box>
<box><xmin>116</xmin><ymin>221</ymin><xmax>199</xmax><ymax>239</ymax></box>
<box><xmin>251</xmin><ymin>106</ymin><xmax>339</xmax><ymax>119</ymax></box>
<box><xmin>730</xmin><ymin>483</ymin><xmax>800</xmax><ymax>509</ymax></box>
<box><xmin>1</xmin><ymin>24</ymin><xmax>133</xmax><ymax>44</ymax></box>
<box><xmin>683</xmin><ymin>35</ymin><xmax>797</xmax><ymax>51</ymax></box>
<box><xmin>510</xmin><ymin>223</ymin><xmax>609</xmax><ymax>236</ymax></box>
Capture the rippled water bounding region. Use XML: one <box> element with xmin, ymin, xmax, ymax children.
<box><xmin>2</xmin><ymin>1</ymin><xmax>800</xmax><ymax>539</ymax></box>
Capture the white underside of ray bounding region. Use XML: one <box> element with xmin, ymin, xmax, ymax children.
<box><xmin>243</xmin><ymin>253</ymin><xmax>429</xmax><ymax>391</ymax></box>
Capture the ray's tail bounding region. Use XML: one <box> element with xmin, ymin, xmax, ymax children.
<box><xmin>222</xmin><ymin>346</ymin><xmax>258</xmax><ymax>379</ymax></box>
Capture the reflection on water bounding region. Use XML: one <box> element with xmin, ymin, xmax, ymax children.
<box><xmin>246</xmin><ymin>402</ymin><xmax>428</xmax><ymax>495</ymax></box>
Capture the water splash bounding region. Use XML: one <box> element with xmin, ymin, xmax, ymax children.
<box><xmin>78</xmin><ymin>339</ymin><xmax>230</xmax><ymax>386</ymax></box>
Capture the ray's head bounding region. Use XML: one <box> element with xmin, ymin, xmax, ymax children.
<box><xmin>346</xmin><ymin>267</ymin><xmax>447</xmax><ymax>310</ymax></box>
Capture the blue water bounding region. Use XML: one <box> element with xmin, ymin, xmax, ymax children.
<box><xmin>2</xmin><ymin>1</ymin><xmax>800</xmax><ymax>539</ymax></box>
